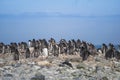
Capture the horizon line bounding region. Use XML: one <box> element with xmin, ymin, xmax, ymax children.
<box><xmin>0</xmin><ymin>12</ymin><xmax>120</xmax><ymax>18</ymax></box>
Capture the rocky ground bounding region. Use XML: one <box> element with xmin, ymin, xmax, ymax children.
<box><xmin>0</xmin><ymin>53</ymin><xmax>120</xmax><ymax>80</ymax></box>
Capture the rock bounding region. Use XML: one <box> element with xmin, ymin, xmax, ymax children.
<box><xmin>114</xmin><ymin>68</ymin><xmax>120</xmax><ymax>72</ymax></box>
<box><xmin>11</xmin><ymin>63</ymin><xmax>22</xmax><ymax>68</ymax></box>
<box><xmin>31</xmin><ymin>77</ymin><xmax>43</xmax><ymax>80</ymax></box>
<box><xmin>101</xmin><ymin>76</ymin><xmax>108</xmax><ymax>80</ymax></box>
<box><xmin>95</xmin><ymin>70</ymin><xmax>108</xmax><ymax>80</ymax></box>
<box><xmin>95</xmin><ymin>57</ymin><xmax>102</xmax><ymax>62</ymax></box>
<box><xmin>73</xmin><ymin>77</ymin><xmax>80</xmax><ymax>80</ymax></box>
<box><xmin>4</xmin><ymin>66</ymin><xmax>13</xmax><ymax>70</ymax></box>
<box><xmin>28</xmin><ymin>62</ymin><xmax>36</xmax><ymax>65</ymax></box>
<box><xmin>46</xmin><ymin>56</ymin><xmax>54</xmax><ymax>63</ymax></box>
<box><xmin>117</xmin><ymin>63</ymin><xmax>120</xmax><ymax>68</ymax></box>
<box><xmin>20</xmin><ymin>77</ymin><xmax>26</xmax><ymax>80</ymax></box>
<box><xmin>33</xmin><ymin>65</ymin><xmax>41</xmax><ymax>70</ymax></box>
<box><xmin>4</xmin><ymin>74</ymin><xmax>13</xmax><ymax>77</ymax></box>
<box><xmin>76</xmin><ymin>63</ymin><xmax>86</xmax><ymax>70</ymax></box>
<box><xmin>114</xmin><ymin>61</ymin><xmax>120</xmax><ymax>68</ymax></box>
<box><xmin>0</xmin><ymin>67</ymin><xmax>4</xmax><ymax>71</ymax></box>
<box><xmin>0</xmin><ymin>59</ymin><xmax>6</xmax><ymax>67</ymax></box>
<box><xmin>31</xmin><ymin>72</ymin><xmax>45</xmax><ymax>80</ymax></box>
<box><xmin>0</xmin><ymin>63</ymin><xmax>5</xmax><ymax>67</ymax></box>
<box><xmin>79</xmin><ymin>75</ymin><xmax>87</xmax><ymax>80</ymax></box>
<box><xmin>27</xmin><ymin>61</ymin><xmax>36</xmax><ymax>68</ymax></box>
<box><xmin>56</xmin><ymin>67</ymin><xmax>68</xmax><ymax>74</ymax></box>
<box><xmin>71</xmin><ymin>72</ymin><xmax>80</xmax><ymax>78</ymax></box>
<box><xmin>87</xmin><ymin>66</ymin><xmax>96</xmax><ymax>75</ymax></box>
<box><xmin>103</xmin><ymin>66</ymin><xmax>112</xmax><ymax>73</ymax></box>
<box><xmin>88</xmin><ymin>77</ymin><xmax>97</xmax><ymax>80</ymax></box>
<box><xmin>95</xmin><ymin>65</ymin><xmax>104</xmax><ymax>72</ymax></box>
<box><xmin>37</xmin><ymin>61</ymin><xmax>51</xmax><ymax>68</ymax></box>
<box><xmin>118</xmin><ymin>76</ymin><xmax>120</xmax><ymax>80</ymax></box>
<box><xmin>3</xmin><ymin>73</ymin><xmax>14</xmax><ymax>80</ymax></box>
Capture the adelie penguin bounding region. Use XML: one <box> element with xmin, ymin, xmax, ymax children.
<box><xmin>26</xmin><ymin>48</ymin><xmax>30</xmax><ymax>58</ymax></box>
<box><xmin>59</xmin><ymin>60</ymin><xmax>73</xmax><ymax>69</ymax></box>
<box><xmin>14</xmin><ymin>49</ymin><xmax>19</xmax><ymax>61</ymax></box>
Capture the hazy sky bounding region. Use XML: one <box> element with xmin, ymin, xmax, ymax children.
<box><xmin>0</xmin><ymin>0</ymin><xmax>120</xmax><ymax>45</ymax></box>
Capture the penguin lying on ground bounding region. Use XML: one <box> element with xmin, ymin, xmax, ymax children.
<box><xmin>59</xmin><ymin>60</ymin><xmax>73</xmax><ymax>69</ymax></box>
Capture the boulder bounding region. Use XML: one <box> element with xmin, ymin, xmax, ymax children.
<box><xmin>95</xmin><ymin>65</ymin><xmax>104</xmax><ymax>72</ymax></box>
<box><xmin>101</xmin><ymin>76</ymin><xmax>108</xmax><ymax>80</ymax></box>
<box><xmin>3</xmin><ymin>73</ymin><xmax>14</xmax><ymax>80</ymax></box>
<box><xmin>11</xmin><ymin>62</ymin><xmax>22</xmax><ymax>68</ymax></box>
<box><xmin>4</xmin><ymin>74</ymin><xmax>13</xmax><ymax>77</ymax></box>
<box><xmin>76</xmin><ymin>63</ymin><xmax>86</xmax><ymax>70</ymax></box>
<box><xmin>31</xmin><ymin>72</ymin><xmax>45</xmax><ymax>80</ymax></box>
<box><xmin>33</xmin><ymin>65</ymin><xmax>41</xmax><ymax>70</ymax></box>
